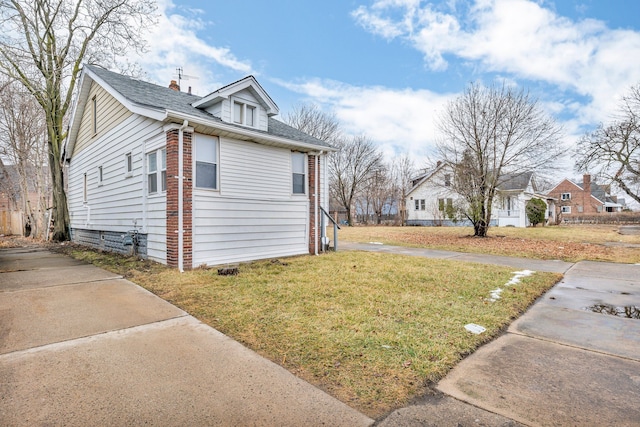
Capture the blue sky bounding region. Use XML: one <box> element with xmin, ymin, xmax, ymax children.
<box><xmin>130</xmin><ymin>0</ymin><xmax>640</xmax><ymax>175</ymax></box>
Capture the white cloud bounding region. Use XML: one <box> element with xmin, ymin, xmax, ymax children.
<box><xmin>353</xmin><ymin>0</ymin><xmax>640</xmax><ymax>126</ymax></box>
<box><xmin>130</xmin><ymin>0</ymin><xmax>253</xmax><ymax>94</ymax></box>
<box><xmin>276</xmin><ymin>77</ymin><xmax>456</xmax><ymax>164</ymax></box>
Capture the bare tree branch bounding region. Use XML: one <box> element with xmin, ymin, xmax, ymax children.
<box><xmin>576</xmin><ymin>83</ymin><xmax>640</xmax><ymax>204</ymax></box>
<box><xmin>0</xmin><ymin>0</ymin><xmax>158</xmax><ymax>240</ymax></box>
<box><xmin>437</xmin><ymin>82</ymin><xmax>565</xmax><ymax>236</ymax></box>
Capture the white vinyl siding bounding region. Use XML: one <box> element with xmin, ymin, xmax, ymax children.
<box><xmin>74</xmin><ymin>83</ymin><xmax>133</xmax><ymax>155</ymax></box>
<box><xmin>192</xmin><ymin>135</ymin><xmax>309</xmax><ymax>266</ymax></box>
<box><xmin>68</xmin><ymin>114</ymin><xmax>166</xmax><ymax>262</ymax></box>
<box><xmin>192</xmin><ymin>197</ymin><xmax>308</xmax><ymax>266</ymax></box>
<box><xmin>144</xmin><ymin>135</ymin><xmax>168</xmax><ymax>262</ymax></box>
<box><xmin>218</xmin><ymin>138</ymin><xmax>291</xmax><ymax>198</ymax></box>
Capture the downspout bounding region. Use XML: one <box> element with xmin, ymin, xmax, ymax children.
<box><xmin>178</xmin><ymin>120</ymin><xmax>189</xmax><ymax>272</ymax></box>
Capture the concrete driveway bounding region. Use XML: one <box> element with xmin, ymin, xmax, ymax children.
<box><xmin>0</xmin><ymin>246</ymin><xmax>373</xmax><ymax>426</ymax></box>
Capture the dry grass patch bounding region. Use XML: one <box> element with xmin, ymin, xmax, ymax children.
<box><xmin>65</xmin><ymin>246</ymin><xmax>561</xmax><ymax>417</ymax></box>
<box><xmin>337</xmin><ymin>225</ymin><xmax>640</xmax><ymax>263</ymax></box>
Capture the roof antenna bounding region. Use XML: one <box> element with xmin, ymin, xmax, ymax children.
<box><xmin>174</xmin><ymin>67</ymin><xmax>199</xmax><ymax>92</ymax></box>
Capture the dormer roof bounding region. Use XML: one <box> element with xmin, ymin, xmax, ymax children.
<box><xmin>192</xmin><ymin>75</ymin><xmax>279</xmax><ymax>116</ymax></box>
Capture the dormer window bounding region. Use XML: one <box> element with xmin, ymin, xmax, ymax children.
<box><xmin>233</xmin><ymin>100</ymin><xmax>256</xmax><ymax>127</ymax></box>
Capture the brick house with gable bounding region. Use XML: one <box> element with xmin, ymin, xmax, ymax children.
<box><xmin>546</xmin><ymin>174</ymin><xmax>623</xmax><ymax>217</ymax></box>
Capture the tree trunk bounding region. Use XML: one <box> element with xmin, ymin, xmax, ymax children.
<box><xmin>474</xmin><ymin>221</ymin><xmax>489</xmax><ymax>237</ymax></box>
<box><xmin>346</xmin><ymin>208</ymin><xmax>353</xmax><ymax>226</ymax></box>
<box><xmin>48</xmin><ymin>146</ymin><xmax>69</xmax><ymax>242</ymax></box>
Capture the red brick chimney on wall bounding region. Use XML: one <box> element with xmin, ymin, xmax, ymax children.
<box><xmin>582</xmin><ymin>174</ymin><xmax>591</xmax><ymax>212</ymax></box>
<box><xmin>169</xmin><ymin>80</ymin><xmax>180</xmax><ymax>91</ymax></box>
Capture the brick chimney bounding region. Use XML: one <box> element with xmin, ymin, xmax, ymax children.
<box><xmin>582</xmin><ymin>174</ymin><xmax>591</xmax><ymax>194</ymax></box>
<box><xmin>169</xmin><ymin>80</ymin><xmax>180</xmax><ymax>91</ymax></box>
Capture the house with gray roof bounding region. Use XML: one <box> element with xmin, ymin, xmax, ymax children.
<box><xmin>406</xmin><ymin>163</ymin><xmax>552</xmax><ymax>227</ymax></box>
<box><xmin>494</xmin><ymin>171</ymin><xmax>554</xmax><ymax>227</ymax></box>
<box><xmin>64</xmin><ymin>65</ymin><xmax>335</xmax><ymax>269</ymax></box>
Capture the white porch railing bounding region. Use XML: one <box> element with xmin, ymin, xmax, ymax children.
<box><xmin>498</xmin><ymin>209</ymin><xmax>520</xmax><ymax>218</ymax></box>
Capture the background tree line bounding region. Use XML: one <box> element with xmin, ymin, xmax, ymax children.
<box><xmin>284</xmin><ymin>104</ymin><xmax>415</xmax><ymax>226</ymax></box>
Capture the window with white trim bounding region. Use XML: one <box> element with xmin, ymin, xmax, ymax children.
<box><xmin>414</xmin><ymin>199</ymin><xmax>426</xmax><ymax>210</ymax></box>
<box><xmin>561</xmin><ymin>205</ymin><xmax>571</xmax><ymax>213</ymax></box>
<box><xmin>195</xmin><ymin>135</ymin><xmax>218</xmax><ymax>189</ymax></box>
<box><xmin>292</xmin><ymin>152</ymin><xmax>306</xmax><ymax>194</ymax></box>
<box><xmin>561</xmin><ymin>192</ymin><xmax>571</xmax><ymax>200</ymax></box>
<box><xmin>125</xmin><ymin>152</ymin><xmax>133</xmax><ymax>176</ymax></box>
<box><xmin>233</xmin><ymin>100</ymin><xmax>257</xmax><ymax>127</ymax></box>
<box><xmin>147</xmin><ymin>148</ymin><xmax>166</xmax><ymax>194</ymax></box>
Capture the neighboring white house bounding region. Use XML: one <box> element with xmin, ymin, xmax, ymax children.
<box><xmin>406</xmin><ymin>162</ymin><xmax>460</xmax><ymax>226</ymax></box>
<box><xmin>406</xmin><ymin>164</ymin><xmax>553</xmax><ymax>227</ymax></box>
<box><xmin>494</xmin><ymin>172</ymin><xmax>554</xmax><ymax>227</ymax></box>
<box><xmin>64</xmin><ymin>65</ymin><xmax>335</xmax><ymax>270</ymax></box>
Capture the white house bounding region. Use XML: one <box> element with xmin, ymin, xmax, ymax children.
<box><xmin>494</xmin><ymin>172</ymin><xmax>554</xmax><ymax>227</ymax></box>
<box><xmin>64</xmin><ymin>65</ymin><xmax>335</xmax><ymax>270</ymax></box>
<box><xmin>406</xmin><ymin>162</ymin><xmax>460</xmax><ymax>226</ymax></box>
<box><xmin>406</xmin><ymin>164</ymin><xmax>552</xmax><ymax>227</ymax></box>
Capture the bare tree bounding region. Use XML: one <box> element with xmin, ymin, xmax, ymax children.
<box><xmin>0</xmin><ymin>80</ymin><xmax>50</xmax><ymax>238</ymax></box>
<box><xmin>390</xmin><ymin>154</ymin><xmax>415</xmax><ymax>225</ymax></box>
<box><xmin>330</xmin><ymin>135</ymin><xmax>383</xmax><ymax>226</ymax></box>
<box><xmin>284</xmin><ymin>103</ymin><xmax>342</xmax><ymax>142</ymax></box>
<box><xmin>576</xmin><ymin>83</ymin><xmax>640</xmax><ymax>204</ymax></box>
<box><xmin>0</xmin><ymin>0</ymin><xmax>157</xmax><ymax>241</ymax></box>
<box><xmin>359</xmin><ymin>163</ymin><xmax>393</xmax><ymax>224</ymax></box>
<box><xmin>437</xmin><ymin>82</ymin><xmax>564</xmax><ymax>237</ymax></box>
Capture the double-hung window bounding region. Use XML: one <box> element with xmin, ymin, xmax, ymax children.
<box><xmin>195</xmin><ymin>135</ymin><xmax>218</xmax><ymax>189</ymax></box>
<box><xmin>561</xmin><ymin>193</ymin><xmax>571</xmax><ymax>200</ymax></box>
<box><xmin>233</xmin><ymin>100</ymin><xmax>257</xmax><ymax>127</ymax></box>
<box><xmin>147</xmin><ymin>148</ymin><xmax>166</xmax><ymax>194</ymax></box>
<box><xmin>292</xmin><ymin>152</ymin><xmax>306</xmax><ymax>194</ymax></box>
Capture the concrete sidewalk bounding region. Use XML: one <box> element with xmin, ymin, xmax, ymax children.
<box><xmin>0</xmin><ymin>247</ymin><xmax>373</xmax><ymax>426</ymax></box>
<box><xmin>346</xmin><ymin>242</ymin><xmax>640</xmax><ymax>426</ymax></box>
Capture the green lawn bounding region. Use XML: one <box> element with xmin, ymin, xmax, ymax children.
<box><xmin>69</xmin><ymin>247</ymin><xmax>561</xmax><ymax>417</ymax></box>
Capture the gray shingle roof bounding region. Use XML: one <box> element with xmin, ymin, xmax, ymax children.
<box><xmin>497</xmin><ymin>172</ymin><xmax>533</xmax><ymax>191</ymax></box>
<box><xmin>86</xmin><ymin>65</ymin><xmax>333</xmax><ymax>149</ymax></box>
<box><xmin>576</xmin><ymin>181</ymin><xmax>608</xmax><ymax>204</ymax></box>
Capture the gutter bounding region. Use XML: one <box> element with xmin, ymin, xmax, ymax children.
<box><xmin>164</xmin><ymin>110</ymin><xmax>338</xmax><ymax>153</ymax></box>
